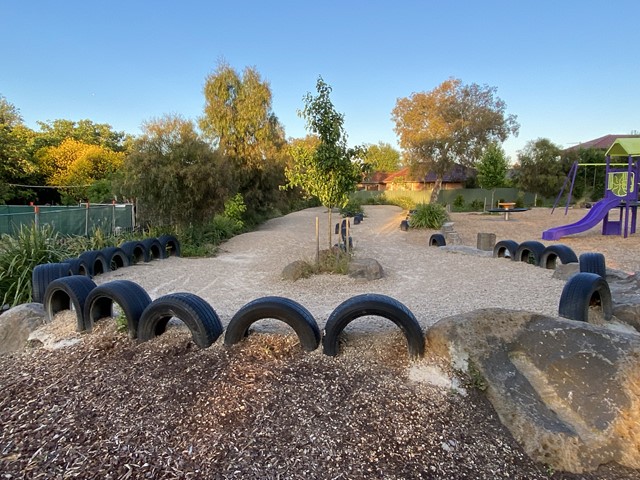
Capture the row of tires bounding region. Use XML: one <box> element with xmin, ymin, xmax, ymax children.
<box><xmin>39</xmin><ymin>273</ymin><xmax>610</xmax><ymax>358</ymax></box>
<box><xmin>31</xmin><ymin>235</ymin><xmax>181</xmax><ymax>303</ymax></box>
<box><xmin>428</xmin><ymin>234</ymin><xmax>606</xmax><ymax>276</ymax></box>
<box><xmin>40</xmin><ymin>277</ymin><xmax>425</xmax><ymax>358</ymax></box>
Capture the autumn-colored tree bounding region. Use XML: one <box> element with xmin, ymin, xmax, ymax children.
<box><xmin>199</xmin><ymin>62</ymin><xmax>287</xmax><ymax>214</ymax></box>
<box><xmin>34</xmin><ymin>119</ymin><xmax>130</xmax><ymax>152</ymax></box>
<box><xmin>284</xmin><ymin>77</ymin><xmax>365</xmax><ymax>248</ymax></box>
<box><xmin>392</xmin><ymin>78</ymin><xmax>519</xmax><ymax>202</ymax></box>
<box><xmin>121</xmin><ymin>114</ymin><xmax>231</xmax><ymax>226</ymax></box>
<box><xmin>364</xmin><ymin>141</ymin><xmax>401</xmax><ymax>173</ymax></box>
<box><xmin>37</xmin><ymin>138</ymin><xmax>124</xmax><ymax>203</ymax></box>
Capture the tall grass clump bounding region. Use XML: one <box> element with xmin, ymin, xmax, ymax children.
<box><xmin>0</xmin><ymin>224</ymin><xmax>67</xmax><ymax>307</ymax></box>
<box><xmin>409</xmin><ymin>203</ymin><xmax>449</xmax><ymax>229</ymax></box>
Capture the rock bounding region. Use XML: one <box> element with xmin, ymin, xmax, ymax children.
<box><xmin>0</xmin><ymin>303</ymin><xmax>46</xmax><ymax>354</ymax></box>
<box><xmin>281</xmin><ymin>260</ymin><xmax>309</xmax><ymax>281</ymax></box>
<box><xmin>552</xmin><ymin>262</ymin><xmax>579</xmax><ymax>280</ymax></box>
<box><xmin>348</xmin><ymin>258</ymin><xmax>384</xmax><ymax>280</ymax></box>
<box><xmin>427</xmin><ymin>308</ymin><xmax>640</xmax><ymax>474</ymax></box>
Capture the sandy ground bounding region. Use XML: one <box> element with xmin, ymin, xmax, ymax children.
<box><xmin>94</xmin><ymin>205</ymin><xmax>636</xmax><ymax>335</ymax></box>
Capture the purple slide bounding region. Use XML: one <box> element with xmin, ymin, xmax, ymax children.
<box><xmin>542</xmin><ymin>196</ymin><xmax>621</xmax><ymax>240</ymax></box>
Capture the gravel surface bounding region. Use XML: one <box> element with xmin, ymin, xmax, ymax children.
<box><xmin>1</xmin><ymin>205</ymin><xmax>640</xmax><ymax>479</ymax></box>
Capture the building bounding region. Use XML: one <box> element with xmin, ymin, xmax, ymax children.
<box><xmin>359</xmin><ymin>164</ymin><xmax>475</xmax><ymax>192</ymax></box>
<box><xmin>564</xmin><ymin>134</ymin><xmax>640</xmax><ymax>152</ymax></box>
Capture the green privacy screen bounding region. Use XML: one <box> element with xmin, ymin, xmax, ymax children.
<box><xmin>0</xmin><ymin>204</ymin><xmax>135</xmax><ymax>236</ymax></box>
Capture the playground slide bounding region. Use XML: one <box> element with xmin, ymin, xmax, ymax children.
<box><xmin>541</xmin><ymin>196</ymin><xmax>622</xmax><ymax>240</ymax></box>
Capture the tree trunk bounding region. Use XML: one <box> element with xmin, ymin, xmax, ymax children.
<box><xmin>430</xmin><ymin>176</ymin><xmax>443</xmax><ymax>203</ymax></box>
<box><xmin>328</xmin><ymin>207</ymin><xmax>332</xmax><ymax>250</ymax></box>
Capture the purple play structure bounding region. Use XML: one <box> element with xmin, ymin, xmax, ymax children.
<box><xmin>542</xmin><ymin>138</ymin><xmax>640</xmax><ymax>240</ymax></box>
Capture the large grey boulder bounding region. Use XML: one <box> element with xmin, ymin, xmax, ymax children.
<box><xmin>0</xmin><ymin>303</ymin><xmax>46</xmax><ymax>354</ymax></box>
<box><xmin>427</xmin><ymin>308</ymin><xmax>640</xmax><ymax>474</ymax></box>
<box><xmin>281</xmin><ymin>260</ymin><xmax>309</xmax><ymax>281</ymax></box>
<box><xmin>348</xmin><ymin>258</ymin><xmax>384</xmax><ymax>280</ymax></box>
<box><xmin>606</xmin><ymin>271</ymin><xmax>640</xmax><ymax>332</ymax></box>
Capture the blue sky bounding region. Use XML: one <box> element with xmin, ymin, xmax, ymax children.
<box><xmin>2</xmin><ymin>1</ymin><xmax>639</xmax><ymax>162</ymax></box>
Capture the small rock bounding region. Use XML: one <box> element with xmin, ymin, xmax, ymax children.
<box><xmin>281</xmin><ymin>260</ymin><xmax>309</xmax><ymax>281</ymax></box>
<box><xmin>348</xmin><ymin>258</ymin><xmax>384</xmax><ymax>280</ymax></box>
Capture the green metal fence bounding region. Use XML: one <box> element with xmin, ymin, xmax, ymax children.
<box><xmin>0</xmin><ymin>204</ymin><xmax>135</xmax><ymax>236</ymax></box>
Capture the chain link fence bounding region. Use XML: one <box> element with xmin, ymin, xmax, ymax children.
<box><xmin>0</xmin><ymin>204</ymin><xmax>135</xmax><ymax>236</ymax></box>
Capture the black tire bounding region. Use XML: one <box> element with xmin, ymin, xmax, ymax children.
<box><xmin>78</xmin><ymin>250</ymin><xmax>109</xmax><ymax>276</ymax></box>
<box><xmin>100</xmin><ymin>247</ymin><xmax>130</xmax><ymax>271</ymax></box>
<box><xmin>558</xmin><ymin>272</ymin><xmax>612</xmax><ymax>322</ymax></box>
<box><xmin>137</xmin><ymin>292</ymin><xmax>222</xmax><ymax>348</ymax></box>
<box><xmin>158</xmin><ymin>234</ymin><xmax>181</xmax><ymax>257</ymax></box>
<box><xmin>539</xmin><ymin>244</ymin><xmax>579</xmax><ymax>269</ymax></box>
<box><xmin>83</xmin><ymin>279</ymin><xmax>152</xmax><ymax>338</ymax></box>
<box><xmin>353</xmin><ymin>216</ymin><xmax>361</xmax><ymax>225</ymax></box>
<box><xmin>323</xmin><ymin>293</ymin><xmax>424</xmax><ymax>359</ymax></box>
<box><xmin>579</xmin><ymin>252</ymin><xmax>606</xmax><ymax>279</ymax></box>
<box><xmin>119</xmin><ymin>241</ymin><xmax>147</xmax><ymax>264</ymax></box>
<box><xmin>141</xmin><ymin>238</ymin><xmax>165</xmax><ymax>261</ymax></box>
<box><xmin>493</xmin><ymin>240</ymin><xmax>518</xmax><ymax>259</ymax></box>
<box><xmin>32</xmin><ymin>263</ymin><xmax>71</xmax><ymax>303</ymax></box>
<box><xmin>429</xmin><ymin>234</ymin><xmax>446</xmax><ymax>247</ymax></box>
<box><xmin>43</xmin><ymin>276</ymin><xmax>97</xmax><ymax>331</ymax></box>
<box><xmin>224</xmin><ymin>296</ymin><xmax>320</xmax><ymax>351</ymax></box>
<box><xmin>514</xmin><ymin>240</ymin><xmax>546</xmax><ymax>265</ymax></box>
<box><xmin>400</xmin><ymin>220</ymin><xmax>409</xmax><ymax>231</ymax></box>
<box><xmin>62</xmin><ymin>258</ymin><xmax>90</xmax><ymax>277</ymax></box>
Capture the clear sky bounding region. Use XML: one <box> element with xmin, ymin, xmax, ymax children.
<box><xmin>2</xmin><ymin>1</ymin><xmax>639</xmax><ymax>162</ymax></box>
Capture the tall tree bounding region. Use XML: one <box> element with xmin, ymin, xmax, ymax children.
<box><xmin>34</xmin><ymin>119</ymin><xmax>130</xmax><ymax>152</ymax></box>
<box><xmin>477</xmin><ymin>142</ymin><xmax>509</xmax><ymax>208</ymax></box>
<box><xmin>121</xmin><ymin>114</ymin><xmax>231</xmax><ymax>226</ymax></box>
<box><xmin>364</xmin><ymin>141</ymin><xmax>401</xmax><ymax>172</ymax></box>
<box><xmin>284</xmin><ymin>77</ymin><xmax>365</xmax><ymax>248</ymax></box>
<box><xmin>199</xmin><ymin>62</ymin><xmax>286</xmax><ymax>213</ymax></box>
<box><xmin>514</xmin><ymin>138</ymin><xmax>567</xmax><ymax>199</ymax></box>
<box><xmin>392</xmin><ymin>78</ymin><xmax>519</xmax><ymax>202</ymax></box>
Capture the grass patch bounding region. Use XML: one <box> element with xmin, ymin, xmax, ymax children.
<box><xmin>408</xmin><ymin>203</ymin><xmax>449</xmax><ymax>229</ymax></box>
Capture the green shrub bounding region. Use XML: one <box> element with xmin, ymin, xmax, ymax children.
<box><xmin>341</xmin><ymin>196</ymin><xmax>364</xmax><ymax>217</ymax></box>
<box><xmin>453</xmin><ymin>194</ymin><xmax>465</xmax><ymax>210</ymax></box>
<box><xmin>0</xmin><ymin>224</ymin><xmax>68</xmax><ymax>307</ymax></box>
<box><xmin>469</xmin><ymin>199</ymin><xmax>484</xmax><ymax>211</ymax></box>
<box><xmin>409</xmin><ymin>203</ymin><xmax>449</xmax><ymax>229</ymax></box>
<box><xmin>223</xmin><ymin>193</ymin><xmax>247</xmax><ymax>230</ymax></box>
<box><xmin>387</xmin><ymin>195</ymin><xmax>415</xmax><ymax>210</ymax></box>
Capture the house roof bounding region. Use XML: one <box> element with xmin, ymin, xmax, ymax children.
<box><xmin>565</xmin><ymin>134</ymin><xmax>640</xmax><ymax>151</ymax></box>
<box><xmin>362</xmin><ymin>164</ymin><xmax>475</xmax><ymax>184</ymax></box>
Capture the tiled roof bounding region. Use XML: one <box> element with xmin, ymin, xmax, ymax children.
<box><xmin>565</xmin><ymin>134</ymin><xmax>640</xmax><ymax>151</ymax></box>
<box><xmin>363</xmin><ymin>164</ymin><xmax>475</xmax><ymax>184</ymax></box>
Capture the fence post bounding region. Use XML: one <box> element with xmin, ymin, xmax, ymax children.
<box><xmin>85</xmin><ymin>202</ymin><xmax>90</xmax><ymax>236</ymax></box>
<box><xmin>315</xmin><ymin>216</ymin><xmax>319</xmax><ymax>265</ymax></box>
<box><xmin>112</xmin><ymin>200</ymin><xmax>116</xmax><ymax>234</ymax></box>
<box><xmin>34</xmin><ymin>205</ymin><xmax>39</xmax><ymax>228</ymax></box>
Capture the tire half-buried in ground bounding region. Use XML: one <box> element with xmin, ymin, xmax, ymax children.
<box><xmin>62</xmin><ymin>258</ymin><xmax>90</xmax><ymax>276</ymax></box>
<box><xmin>32</xmin><ymin>262</ymin><xmax>71</xmax><ymax>303</ymax></box>
<box><xmin>79</xmin><ymin>250</ymin><xmax>109</xmax><ymax>277</ymax></box>
<box><xmin>493</xmin><ymin>240</ymin><xmax>518</xmax><ymax>259</ymax></box>
<box><xmin>579</xmin><ymin>252</ymin><xmax>606</xmax><ymax>279</ymax></box>
<box><xmin>514</xmin><ymin>240</ymin><xmax>546</xmax><ymax>266</ymax></box>
<box><xmin>100</xmin><ymin>247</ymin><xmax>130</xmax><ymax>271</ymax></box>
<box><xmin>141</xmin><ymin>238</ymin><xmax>165</xmax><ymax>261</ymax></box>
<box><xmin>119</xmin><ymin>241</ymin><xmax>147</xmax><ymax>264</ymax></box>
<box><xmin>429</xmin><ymin>234</ymin><xmax>446</xmax><ymax>247</ymax></box>
<box><xmin>539</xmin><ymin>244</ymin><xmax>579</xmax><ymax>269</ymax></box>
<box><xmin>323</xmin><ymin>293</ymin><xmax>424</xmax><ymax>358</ymax></box>
<box><xmin>83</xmin><ymin>280</ymin><xmax>152</xmax><ymax>338</ymax></box>
<box><xmin>137</xmin><ymin>292</ymin><xmax>223</xmax><ymax>348</ymax></box>
<box><xmin>157</xmin><ymin>234</ymin><xmax>181</xmax><ymax>257</ymax></box>
<box><xmin>224</xmin><ymin>296</ymin><xmax>320</xmax><ymax>351</ymax></box>
<box><xmin>43</xmin><ymin>275</ymin><xmax>97</xmax><ymax>331</ymax></box>
<box><xmin>558</xmin><ymin>272</ymin><xmax>612</xmax><ymax>323</ymax></box>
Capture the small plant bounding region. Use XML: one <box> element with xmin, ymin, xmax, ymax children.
<box><xmin>408</xmin><ymin>203</ymin><xmax>449</xmax><ymax>229</ymax></box>
<box><xmin>453</xmin><ymin>194</ymin><xmax>465</xmax><ymax>210</ymax></box>
<box><xmin>469</xmin><ymin>199</ymin><xmax>484</xmax><ymax>211</ymax></box>
<box><xmin>466</xmin><ymin>361</ymin><xmax>488</xmax><ymax>391</ymax></box>
<box><xmin>340</xmin><ymin>196</ymin><xmax>364</xmax><ymax>217</ymax></box>
<box><xmin>115</xmin><ymin>311</ymin><xmax>128</xmax><ymax>333</ymax></box>
<box><xmin>388</xmin><ymin>196</ymin><xmax>416</xmax><ymax>211</ymax></box>
<box><xmin>223</xmin><ymin>193</ymin><xmax>247</xmax><ymax>230</ymax></box>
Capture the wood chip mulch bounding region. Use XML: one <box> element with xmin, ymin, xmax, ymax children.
<box><xmin>1</xmin><ymin>324</ymin><xmax>638</xmax><ymax>479</ymax></box>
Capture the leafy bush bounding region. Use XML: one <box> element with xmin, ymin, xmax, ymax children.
<box><xmin>408</xmin><ymin>203</ymin><xmax>449</xmax><ymax>229</ymax></box>
<box><xmin>386</xmin><ymin>195</ymin><xmax>416</xmax><ymax>210</ymax></box>
<box><xmin>341</xmin><ymin>196</ymin><xmax>364</xmax><ymax>216</ymax></box>
<box><xmin>453</xmin><ymin>194</ymin><xmax>465</xmax><ymax>210</ymax></box>
<box><xmin>0</xmin><ymin>224</ymin><xmax>68</xmax><ymax>307</ymax></box>
<box><xmin>223</xmin><ymin>193</ymin><xmax>247</xmax><ymax>230</ymax></box>
<box><xmin>469</xmin><ymin>199</ymin><xmax>484</xmax><ymax>211</ymax></box>
<box><xmin>361</xmin><ymin>193</ymin><xmax>388</xmax><ymax>205</ymax></box>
